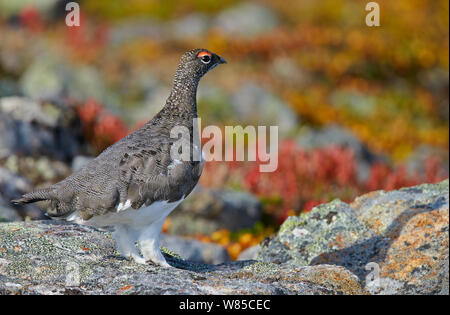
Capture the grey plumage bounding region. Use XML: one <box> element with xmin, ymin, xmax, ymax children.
<box><xmin>12</xmin><ymin>48</ymin><xmax>226</xmax><ymax>222</ymax></box>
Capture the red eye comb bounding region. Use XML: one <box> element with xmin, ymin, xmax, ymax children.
<box><xmin>197</xmin><ymin>51</ymin><xmax>212</xmax><ymax>58</ymax></box>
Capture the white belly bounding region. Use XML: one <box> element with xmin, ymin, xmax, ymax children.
<box><xmin>66</xmin><ymin>198</ymin><xmax>184</xmax><ymax>228</ymax></box>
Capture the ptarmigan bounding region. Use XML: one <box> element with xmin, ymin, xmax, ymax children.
<box><xmin>12</xmin><ymin>49</ymin><xmax>227</xmax><ymax>267</ymax></box>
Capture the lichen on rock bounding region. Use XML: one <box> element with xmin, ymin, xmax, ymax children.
<box><xmin>256</xmin><ymin>199</ymin><xmax>375</xmax><ymax>266</ymax></box>
<box><xmin>256</xmin><ymin>179</ymin><xmax>449</xmax><ymax>295</ymax></box>
<box><xmin>0</xmin><ymin>220</ymin><xmax>360</xmax><ymax>295</ymax></box>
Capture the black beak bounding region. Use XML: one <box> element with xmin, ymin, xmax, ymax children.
<box><xmin>218</xmin><ymin>55</ymin><xmax>227</xmax><ymax>64</ymax></box>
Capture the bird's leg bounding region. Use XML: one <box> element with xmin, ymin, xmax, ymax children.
<box><xmin>137</xmin><ymin>218</ymin><xmax>171</xmax><ymax>268</ymax></box>
<box><xmin>112</xmin><ymin>224</ymin><xmax>146</xmax><ymax>264</ymax></box>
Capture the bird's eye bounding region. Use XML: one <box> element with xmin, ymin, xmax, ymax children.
<box><xmin>200</xmin><ymin>55</ymin><xmax>211</xmax><ymax>64</ymax></box>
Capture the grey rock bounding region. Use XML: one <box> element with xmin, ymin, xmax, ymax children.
<box><xmin>237</xmin><ymin>244</ymin><xmax>261</xmax><ymax>261</ymax></box>
<box><xmin>0</xmin><ymin>220</ymin><xmax>364</xmax><ymax>295</ymax></box>
<box><xmin>109</xmin><ymin>19</ymin><xmax>165</xmax><ymax>47</ymax></box>
<box><xmin>296</xmin><ymin>124</ymin><xmax>382</xmax><ymax>181</ymax></box>
<box><xmin>1</xmin><ymin>175</ymin><xmax>446</xmax><ymax>294</ymax></box>
<box><xmin>352</xmin><ymin>180</ymin><xmax>449</xmax><ymax>235</ymax></box>
<box><xmin>3</xmin><ymin>155</ymin><xmax>71</xmax><ymax>185</ymax></box>
<box><xmin>128</xmin><ymin>81</ymin><xmax>171</xmax><ymax>123</ymax></box>
<box><xmin>257</xmin><ymin>179</ymin><xmax>449</xmax><ymax>295</ymax></box>
<box><xmin>0</xmin><ymin>167</ymin><xmax>32</xmax><ymax>200</ymax></box>
<box><xmin>160</xmin><ymin>234</ymin><xmax>230</xmax><ymax>265</ymax></box>
<box><xmin>168</xmin><ymin>13</ymin><xmax>210</xmax><ymax>40</ymax></box>
<box><xmin>347</xmin><ymin>180</ymin><xmax>449</xmax><ymax>294</ymax></box>
<box><xmin>0</xmin><ymin>203</ymin><xmax>21</xmax><ymax>222</ymax></box>
<box><xmin>66</xmin><ymin>66</ymin><xmax>110</xmax><ymax>105</ymax></box>
<box><xmin>20</xmin><ymin>56</ymin><xmax>66</xmax><ymax>101</ymax></box>
<box><xmin>169</xmin><ymin>187</ymin><xmax>262</xmax><ymax>235</ymax></box>
<box><xmin>214</xmin><ymin>3</ymin><xmax>278</xmax><ymax>37</ymax></box>
<box><xmin>230</xmin><ymin>83</ymin><xmax>298</xmax><ymax>136</ymax></box>
<box><xmin>256</xmin><ymin>199</ymin><xmax>375</xmax><ymax>266</ymax></box>
<box><xmin>270</xmin><ymin>57</ymin><xmax>311</xmax><ymax>88</ymax></box>
<box><xmin>0</xmin><ymin>97</ymin><xmax>83</xmax><ymax>161</ymax></box>
<box><xmin>0</xmin><ymin>167</ymin><xmax>44</xmax><ymax>221</ymax></box>
<box><xmin>20</xmin><ymin>55</ymin><xmax>115</xmax><ymax>109</ymax></box>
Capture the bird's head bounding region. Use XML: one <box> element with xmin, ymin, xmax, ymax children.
<box><xmin>176</xmin><ymin>48</ymin><xmax>227</xmax><ymax>81</ymax></box>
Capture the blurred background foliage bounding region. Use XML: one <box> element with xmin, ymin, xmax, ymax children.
<box><xmin>0</xmin><ymin>0</ymin><xmax>448</xmax><ymax>260</ymax></box>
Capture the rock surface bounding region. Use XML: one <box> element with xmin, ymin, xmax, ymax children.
<box><xmin>256</xmin><ymin>199</ymin><xmax>375</xmax><ymax>266</ymax></box>
<box><xmin>0</xmin><ymin>167</ymin><xmax>45</xmax><ymax>221</ymax></box>
<box><xmin>0</xmin><ymin>97</ymin><xmax>84</xmax><ymax>161</ymax></box>
<box><xmin>0</xmin><ymin>180</ymin><xmax>447</xmax><ymax>295</ymax></box>
<box><xmin>214</xmin><ymin>3</ymin><xmax>279</xmax><ymax>37</ymax></box>
<box><xmin>257</xmin><ymin>179</ymin><xmax>449</xmax><ymax>295</ymax></box>
<box><xmin>230</xmin><ymin>82</ymin><xmax>299</xmax><ymax>136</ymax></box>
<box><xmin>0</xmin><ymin>221</ymin><xmax>362</xmax><ymax>295</ymax></box>
<box><xmin>237</xmin><ymin>244</ymin><xmax>261</xmax><ymax>261</ymax></box>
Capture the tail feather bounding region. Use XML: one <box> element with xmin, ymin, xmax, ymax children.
<box><xmin>11</xmin><ymin>187</ymin><xmax>55</xmax><ymax>205</ymax></box>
